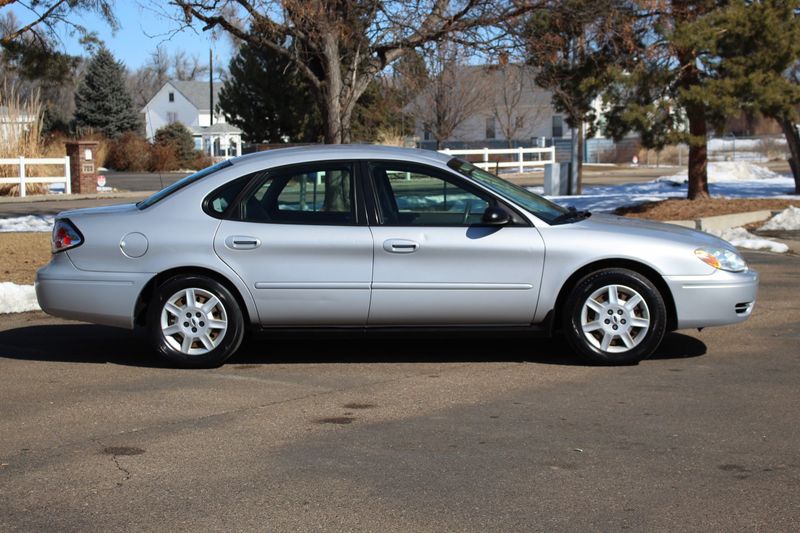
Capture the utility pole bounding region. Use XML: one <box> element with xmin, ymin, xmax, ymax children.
<box><xmin>209</xmin><ymin>49</ymin><xmax>214</xmax><ymax>126</ymax></box>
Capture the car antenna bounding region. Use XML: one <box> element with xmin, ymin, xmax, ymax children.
<box><xmin>146</xmin><ymin>106</ymin><xmax>164</xmax><ymax>190</ymax></box>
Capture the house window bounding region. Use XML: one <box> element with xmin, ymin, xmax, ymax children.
<box><xmin>167</xmin><ymin>112</ymin><xmax>178</xmax><ymax>124</ymax></box>
<box><xmin>168</xmin><ymin>92</ymin><xmax>175</xmax><ymax>102</ymax></box>
<box><xmin>552</xmin><ymin>116</ymin><xmax>563</xmax><ymax>138</ymax></box>
<box><xmin>515</xmin><ymin>116</ymin><xmax>524</xmax><ymax>129</ymax></box>
<box><xmin>485</xmin><ymin>117</ymin><xmax>496</xmax><ymax>140</ymax></box>
<box><xmin>423</xmin><ymin>123</ymin><xmax>431</xmax><ymax>141</ymax></box>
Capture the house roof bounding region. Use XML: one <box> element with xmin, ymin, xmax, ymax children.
<box><xmin>167</xmin><ymin>80</ymin><xmax>223</xmax><ymax>111</ymax></box>
<box><xmin>188</xmin><ymin>122</ymin><xmax>243</xmax><ymax>136</ymax></box>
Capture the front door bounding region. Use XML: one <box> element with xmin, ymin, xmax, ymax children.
<box><xmin>366</xmin><ymin>161</ymin><xmax>546</xmax><ymax>326</ymax></box>
<box><xmin>213</xmin><ymin>161</ymin><xmax>373</xmax><ymax>325</ymax></box>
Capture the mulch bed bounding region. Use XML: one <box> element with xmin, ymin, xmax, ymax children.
<box><xmin>615</xmin><ymin>198</ymin><xmax>799</xmax><ymax>221</ymax></box>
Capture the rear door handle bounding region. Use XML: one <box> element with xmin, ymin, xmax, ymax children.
<box><xmin>225</xmin><ymin>235</ymin><xmax>261</xmax><ymax>250</ymax></box>
<box><xmin>383</xmin><ymin>239</ymin><xmax>419</xmax><ymax>254</ymax></box>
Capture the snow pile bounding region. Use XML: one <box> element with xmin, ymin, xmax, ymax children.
<box><xmin>659</xmin><ymin>162</ymin><xmax>780</xmax><ymax>184</ymax></box>
<box><xmin>0</xmin><ymin>282</ymin><xmax>40</xmax><ymax>314</ymax></box>
<box><xmin>708</xmin><ymin>227</ymin><xmax>789</xmax><ymax>253</ymax></box>
<box><xmin>0</xmin><ymin>215</ymin><xmax>55</xmax><ymax>233</ymax></box>
<box><xmin>760</xmin><ymin>205</ymin><xmax>800</xmax><ymax>231</ymax></box>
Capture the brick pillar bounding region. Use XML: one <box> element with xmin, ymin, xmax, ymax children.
<box><xmin>65</xmin><ymin>141</ymin><xmax>100</xmax><ymax>194</ymax></box>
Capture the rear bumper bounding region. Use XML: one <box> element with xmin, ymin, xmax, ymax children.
<box><xmin>35</xmin><ymin>252</ymin><xmax>152</xmax><ymax>329</ymax></box>
<box><xmin>664</xmin><ymin>269</ymin><xmax>759</xmax><ymax>329</ymax></box>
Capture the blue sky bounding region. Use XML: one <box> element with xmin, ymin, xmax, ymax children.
<box><xmin>6</xmin><ymin>1</ymin><xmax>233</xmax><ymax>73</ymax></box>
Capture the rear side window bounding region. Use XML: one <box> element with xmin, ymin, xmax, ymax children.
<box><xmin>234</xmin><ymin>163</ymin><xmax>356</xmax><ymax>225</ymax></box>
<box><xmin>203</xmin><ymin>175</ymin><xmax>254</xmax><ymax>218</ymax></box>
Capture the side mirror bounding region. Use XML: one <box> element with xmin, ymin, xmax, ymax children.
<box><xmin>482</xmin><ymin>206</ymin><xmax>511</xmax><ymax>226</ymax></box>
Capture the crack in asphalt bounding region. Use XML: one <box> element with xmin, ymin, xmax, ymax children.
<box><xmin>109</xmin><ymin>454</ymin><xmax>131</xmax><ymax>486</ymax></box>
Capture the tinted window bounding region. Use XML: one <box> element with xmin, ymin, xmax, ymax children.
<box><xmin>236</xmin><ymin>164</ymin><xmax>355</xmax><ymax>225</ymax></box>
<box><xmin>204</xmin><ymin>175</ymin><xmax>253</xmax><ymax>217</ymax></box>
<box><xmin>370</xmin><ymin>162</ymin><xmax>491</xmax><ymax>226</ymax></box>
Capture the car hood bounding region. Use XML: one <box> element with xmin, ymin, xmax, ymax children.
<box><xmin>568</xmin><ymin>213</ymin><xmax>734</xmax><ymax>250</ymax></box>
<box><xmin>57</xmin><ymin>203</ymin><xmax>139</xmax><ymax>219</ymax></box>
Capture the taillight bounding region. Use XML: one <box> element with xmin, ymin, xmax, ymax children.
<box><xmin>52</xmin><ymin>219</ymin><xmax>83</xmax><ymax>253</ymax></box>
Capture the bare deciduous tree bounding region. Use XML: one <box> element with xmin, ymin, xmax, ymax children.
<box><xmin>128</xmin><ymin>48</ymin><xmax>211</xmax><ymax>109</ymax></box>
<box><xmin>490</xmin><ymin>62</ymin><xmax>544</xmax><ymax>147</ymax></box>
<box><xmin>169</xmin><ymin>0</ymin><xmax>540</xmax><ymax>144</ymax></box>
<box><xmin>406</xmin><ymin>42</ymin><xmax>489</xmax><ymax>149</ymax></box>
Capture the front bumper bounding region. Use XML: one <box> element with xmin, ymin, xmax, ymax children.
<box><xmin>664</xmin><ymin>268</ymin><xmax>759</xmax><ymax>329</ymax></box>
<box><xmin>35</xmin><ymin>252</ymin><xmax>153</xmax><ymax>329</ymax></box>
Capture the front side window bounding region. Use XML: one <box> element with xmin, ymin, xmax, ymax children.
<box><xmin>370</xmin><ymin>162</ymin><xmax>491</xmax><ymax>226</ymax></box>
<box><xmin>235</xmin><ymin>164</ymin><xmax>355</xmax><ymax>225</ymax></box>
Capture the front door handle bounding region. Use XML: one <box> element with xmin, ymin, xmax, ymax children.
<box><xmin>383</xmin><ymin>239</ymin><xmax>419</xmax><ymax>254</ymax></box>
<box><xmin>225</xmin><ymin>235</ymin><xmax>261</xmax><ymax>250</ymax></box>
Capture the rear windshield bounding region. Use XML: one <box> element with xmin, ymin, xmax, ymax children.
<box><xmin>137</xmin><ymin>160</ymin><xmax>233</xmax><ymax>210</ymax></box>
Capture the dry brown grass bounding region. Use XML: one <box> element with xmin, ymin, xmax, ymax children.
<box><xmin>0</xmin><ymin>232</ymin><xmax>51</xmax><ymax>284</ymax></box>
<box><xmin>375</xmin><ymin>128</ymin><xmax>406</xmax><ymax>147</ymax></box>
<box><xmin>0</xmin><ymin>85</ymin><xmax>67</xmax><ymax>195</ymax></box>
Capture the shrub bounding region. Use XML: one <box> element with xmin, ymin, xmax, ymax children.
<box><xmin>107</xmin><ymin>133</ymin><xmax>151</xmax><ymax>171</ymax></box>
<box><xmin>154</xmin><ymin>122</ymin><xmax>195</xmax><ymax>168</ymax></box>
<box><xmin>148</xmin><ymin>143</ymin><xmax>179</xmax><ymax>172</ymax></box>
<box><xmin>186</xmin><ymin>151</ymin><xmax>213</xmax><ymax>170</ymax></box>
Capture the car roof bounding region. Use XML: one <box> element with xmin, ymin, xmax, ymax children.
<box><xmin>231</xmin><ymin>144</ymin><xmax>453</xmax><ymax>168</ymax></box>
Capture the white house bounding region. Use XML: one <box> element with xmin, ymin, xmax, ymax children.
<box><xmin>141</xmin><ymin>80</ymin><xmax>243</xmax><ymax>158</ymax></box>
<box><xmin>0</xmin><ymin>105</ymin><xmax>37</xmax><ymax>144</ymax></box>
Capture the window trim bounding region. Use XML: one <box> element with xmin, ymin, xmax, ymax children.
<box><xmin>222</xmin><ymin>160</ymin><xmax>365</xmax><ymax>227</ymax></box>
<box><xmin>362</xmin><ymin>160</ymin><xmax>530</xmax><ymax>228</ymax></box>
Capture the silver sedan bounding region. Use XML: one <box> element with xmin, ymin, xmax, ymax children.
<box><xmin>36</xmin><ymin>146</ymin><xmax>758</xmax><ymax>367</ymax></box>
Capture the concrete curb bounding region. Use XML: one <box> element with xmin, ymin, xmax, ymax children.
<box><xmin>666</xmin><ymin>210</ymin><xmax>775</xmax><ymax>232</ymax></box>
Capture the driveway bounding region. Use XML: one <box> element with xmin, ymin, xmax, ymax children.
<box><xmin>0</xmin><ymin>251</ymin><xmax>798</xmax><ymax>531</ymax></box>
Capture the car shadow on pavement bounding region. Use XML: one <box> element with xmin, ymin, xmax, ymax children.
<box><xmin>0</xmin><ymin>323</ymin><xmax>707</xmax><ymax>368</ymax></box>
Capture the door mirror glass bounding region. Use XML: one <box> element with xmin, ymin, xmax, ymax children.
<box><xmin>482</xmin><ymin>206</ymin><xmax>511</xmax><ymax>225</ymax></box>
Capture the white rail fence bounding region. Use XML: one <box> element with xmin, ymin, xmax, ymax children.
<box><xmin>439</xmin><ymin>146</ymin><xmax>556</xmax><ymax>173</ymax></box>
<box><xmin>0</xmin><ymin>156</ymin><xmax>71</xmax><ymax>197</ymax></box>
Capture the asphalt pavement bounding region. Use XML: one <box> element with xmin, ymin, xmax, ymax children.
<box><xmin>1</xmin><ymin>251</ymin><xmax>798</xmax><ymax>531</ymax></box>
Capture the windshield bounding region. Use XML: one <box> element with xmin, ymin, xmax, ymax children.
<box><xmin>137</xmin><ymin>160</ymin><xmax>233</xmax><ymax>210</ymax></box>
<box><xmin>447</xmin><ymin>158</ymin><xmax>569</xmax><ymax>224</ymax></box>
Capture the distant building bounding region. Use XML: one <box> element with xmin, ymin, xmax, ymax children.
<box><xmin>141</xmin><ymin>80</ymin><xmax>242</xmax><ymax>159</ymax></box>
<box><xmin>408</xmin><ymin>65</ymin><xmax>574</xmax><ymax>149</ymax></box>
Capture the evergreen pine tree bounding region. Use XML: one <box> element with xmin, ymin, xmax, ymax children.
<box><xmin>74</xmin><ymin>46</ymin><xmax>140</xmax><ymax>138</ymax></box>
<box><xmin>218</xmin><ymin>35</ymin><xmax>322</xmax><ymax>143</ymax></box>
<box><xmin>697</xmin><ymin>0</ymin><xmax>800</xmax><ymax>194</ymax></box>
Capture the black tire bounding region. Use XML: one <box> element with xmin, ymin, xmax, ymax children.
<box><xmin>563</xmin><ymin>268</ymin><xmax>667</xmax><ymax>365</ymax></box>
<box><xmin>147</xmin><ymin>275</ymin><xmax>245</xmax><ymax>368</ymax></box>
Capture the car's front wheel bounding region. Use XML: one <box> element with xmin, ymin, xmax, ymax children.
<box><xmin>563</xmin><ymin>268</ymin><xmax>667</xmax><ymax>364</ymax></box>
<box><xmin>147</xmin><ymin>275</ymin><xmax>245</xmax><ymax>368</ymax></box>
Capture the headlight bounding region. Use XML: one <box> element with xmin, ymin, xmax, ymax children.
<box><xmin>694</xmin><ymin>247</ymin><xmax>747</xmax><ymax>272</ymax></box>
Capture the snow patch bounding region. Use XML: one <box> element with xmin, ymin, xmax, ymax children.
<box><xmin>0</xmin><ymin>282</ymin><xmax>40</xmax><ymax>314</ymax></box>
<box><xmin>760</xmin><ymin>205</ymin><xmax>800</xmax><ymax>231</ymax></box>
<box><xmin>708</xmin><ymin>227</ymin><xmax>789</xmax><ymax>253</ymax></box>
<box><xmin>0</xmin><ymin>215</ymin><xmax>55</xmax><ymax>233</ymax></box>
<box><xmin>659</xmin><ymin>162</ymin><xmax>780</xmax><ymax>184</ymax></box>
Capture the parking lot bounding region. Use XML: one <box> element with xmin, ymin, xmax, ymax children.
<box><xmin>1</xmin><ymin>250</ymin><xmax>798</xmax><ymax>532</ymax></box>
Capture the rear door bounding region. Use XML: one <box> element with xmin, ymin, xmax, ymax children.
<box><xmin>213</xmin><ymin>161</ymin><xmax>373</xmax><ymax>325</ymax></box>
<box><xmin>365</xmin><ymin>161</ymin><xmax>546</xmax><ymax>325</ymax></box>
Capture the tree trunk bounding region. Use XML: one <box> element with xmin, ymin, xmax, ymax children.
<box><xmin>778</xmin><ymin>113</ymin><xmax>800</xmax><ymax>194</ymax></box>
<box><xmin>686</xmin><ymin>105</ymin><xmax>710</xmax><ymax>200</ymax></box>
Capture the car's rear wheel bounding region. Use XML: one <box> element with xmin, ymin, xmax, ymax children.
<box><xmin>563</xmin><ymin>268</ymin><xmax>666</xmax><ymax>364</ymax></box>
<box><xmin>147</xmin><ymin>275</ymin><xmax>244</xmax><ymax>368</ymax></box>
